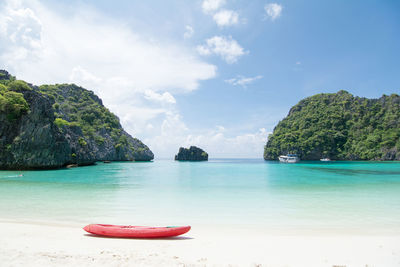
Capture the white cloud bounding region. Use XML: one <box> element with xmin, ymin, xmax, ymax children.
<box><xmin>264</xmin><ymin>3</ymin><xmax>283</xmax><ymax>21</ymax></box>
<box><xmin>201</xmin><ymin>1</ymin><xmax>241</xmax><ymax>28</ymax></box>
<box><xmin>0</xmin><ymin>1</ymin><xmax>216</xmax><ymax>93</ymax></box>
<box><xmin>144</xmin><ymin>90</ymin><xmax>176</xmax><ymax>104</ymax></box>
<box><xmin>201</xmin><ymin>1</ymin><xmax>240</xmax><ymax>27</ymax></box>
<box><xmin>183</xmin><ymin>25</ymin><xmax>194</xmax><ymax>39</ymax></box>
<box><xmin>225</xmin><ymin>75</ymin><xmax>263</xmax><ymax>88</ymax></box>
<box><xmin>202</xmin><ymin>0</ymin><xmax>226</xmax><ymax>14</ymax></box>
<box><xmin>0</xmin><ymin>5</ymin><xmax>42</xmax><ymax>63</ymax></box>
<box><xmin>197</xmin><ymin>35</ymin><xmax>247</xmax><ymax>64</ymax></box>
<box><xmin>69</xmin><ymin>66</ymin><xmax>101</xmax><ymax>84</ymax></box>
<box><xmin>213</xmin><ymin>9</ymin><xmax>239</xmax><ymax>27</ymax></box>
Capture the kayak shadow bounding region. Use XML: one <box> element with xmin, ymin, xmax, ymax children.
<box><xmin>84</xmin><ymin>234</ymin><xmax>194</xmax><ymax>240</ymax></box>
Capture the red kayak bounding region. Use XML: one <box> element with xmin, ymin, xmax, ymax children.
<box><xmin>83</xmin><ymin>224</ymin><xmax>191</xmax><ymax>238</ymax></box>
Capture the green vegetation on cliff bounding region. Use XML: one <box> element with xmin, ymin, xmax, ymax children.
<box><xmin>0</xmin><ymin>70</ymin><xmax>153</xmax><ymax>170</ymax></box>
<box><xmin>0</xmin><ymin>84</ymin><xmax>29</xmax><ymax>121</ymax></box>
<box><xmin>38</xmin><ymin>84</ymin><xmax>120</xmax><ymax>140</ymax></box>
<box><xmin>264</xmin><ymin>91</ymin><xmax>400</xmax><ymax>161</ymax></box>
<box><xmin>0</xmin><ymin>74</ymin><xmax>30</xmax><ymax>121</ymax></box>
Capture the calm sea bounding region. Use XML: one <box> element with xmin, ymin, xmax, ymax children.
<box><xmin>1</xmin><ymin>159</ymin><xmax>399</xmax><ymax>234</ymax></box>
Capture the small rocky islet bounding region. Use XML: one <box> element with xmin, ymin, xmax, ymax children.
<box><xmin>175</xmin><ymin>146</ymin><xmax>208</xmax><ymax>161</ymax></box>
<box><xmin>0</xmin><ymin>70</ymin><xmax>153</xmax><ymax>170</ymax></box>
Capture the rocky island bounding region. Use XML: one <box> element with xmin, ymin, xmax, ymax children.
<box><xmin>264</xmin><ymin>90</ymin><xmax>400</xmax><ymax>161</ymax></box>
<box><xmin>0</xmin><ymin>70</ymin><xmax>153</xmax><ymax>170</ymax></box>
<box><xmin>175</xmin><ymin>146</ymin><xmax>208</xmax><ymax>161</ymax></box>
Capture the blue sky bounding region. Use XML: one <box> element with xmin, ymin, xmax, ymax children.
<box><xmin>1</xmin><ymin>0</ymin><xmax>399</xmax><ymax>158</ymax></box>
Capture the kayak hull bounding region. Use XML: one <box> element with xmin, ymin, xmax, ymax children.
<box><xmin>83</xmin><ymin>224</ymin><xmax>191</xmax><ymax>238</ymax></box>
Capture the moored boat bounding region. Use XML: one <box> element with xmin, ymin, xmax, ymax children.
<box><xmin>278</xmin><ymin>154</ymin><xmax>300</xmax><ymax>163</ymax></box>
<box><xmin>320</xmin><ymin>158</ymin><xmax>331</xmax><ymax>162</ymax></box>
<box><xmin>83</xmin><ymin>224</ymin><xmax>191</xmax><ymax>238</ymax></box>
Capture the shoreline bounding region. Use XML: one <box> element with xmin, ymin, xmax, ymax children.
<box><xmin>1</xmin><ymin>159</ymin><xmax>400</xmax><ymax>172</ymax></box>
<box><xmin>1</xmin><ymin>221</ymin><xmax>399</xmax><ymax>266</ymax></box>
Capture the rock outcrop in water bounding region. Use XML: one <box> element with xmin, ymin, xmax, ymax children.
<box><xmin>175</xmin><ymin>146</ymin><xmax>208</xmax><ymax>161</ymax></box>
<box><xmin>0</xmin><ymin>70</ymin><xmax>153</xmax><ymax>170</ymax></box>
<box><xmin>264</xmin><ymin>90</ymin><xmax>400</xmax><ymax>161</ymax></box>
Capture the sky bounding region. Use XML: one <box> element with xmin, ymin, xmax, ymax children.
<box><xmin>0</xmin><ymin>0</ymin><xmax>399</xmax><ymax>158</ymax></box>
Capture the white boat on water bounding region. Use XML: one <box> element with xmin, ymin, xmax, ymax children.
<box><xmin>320</xmin><ymin>158</ymin><xmax>331</xmax><ymax>162</ymax></box>
<box><xmin>278</xmin><ymin>154</ymin><xmax>300</xmax><ymax>163</ymax></box>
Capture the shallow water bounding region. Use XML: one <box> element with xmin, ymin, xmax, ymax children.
<box><xmin>1</xmin><ymin>159</ymin><xmax>399</xmax><ymax>234</ymax></box>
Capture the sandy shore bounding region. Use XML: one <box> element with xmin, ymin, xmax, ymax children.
<box><xmin>0</xmin><ymin>221</ymin><xmax>399</xmax><ymax>267</ymax></box>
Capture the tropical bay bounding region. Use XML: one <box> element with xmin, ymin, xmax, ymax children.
<box><xmin>1</xmin><ymin>0</ymin><xmax>400</xmax><ymax>266</ymax></box>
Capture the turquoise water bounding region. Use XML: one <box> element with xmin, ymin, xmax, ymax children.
<box><xmin>1</xmin><ymin>159</ymin><xmax>400</xmax><ymax>234</ymax></box>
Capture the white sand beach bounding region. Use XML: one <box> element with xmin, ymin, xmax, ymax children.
<box><xmin>0</xmin><ymin>221</ymin><xmax>399</xmax><ymax>267</ymax></box>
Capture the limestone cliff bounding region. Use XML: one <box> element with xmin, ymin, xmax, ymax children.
<box><xmin>264</xmin><ymin>91</ymin><xmax>400</xmax><ymax>161</ymax></box>
<box><xmin>0</xmin><ymin>70</ymin><xmax>153</xmax><ymax>169</ymax></box>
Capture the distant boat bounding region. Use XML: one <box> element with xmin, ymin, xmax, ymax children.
<box><xmin>320</xmin><ymin>158</ymin><xmax>331</xmax><ymax>162</ymax></box>
<box><xmin>278</xmin><ymin>154</ymin><xmax>300</xmax><ymax>163</ymax></box>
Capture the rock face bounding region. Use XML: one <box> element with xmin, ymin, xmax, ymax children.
<box><xmin>264</xmin><ymin>91</ymin><xmax>400</xmax><ymax>161</ymax></box>
<box><xmin>175</xmin><ymin>146</ymin><xmax>208</xmax><ymax>161</ymax></box>
<box><xmin>0</xmin><ymin>89</ymin><xmax>72</xmax><ymax>169</ymax></box>
<box><xmin>0</xmin><ymin>70</ymin><xmax>154</xmax><ymax>169</ymax></box>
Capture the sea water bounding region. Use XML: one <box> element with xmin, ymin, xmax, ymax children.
<box><xmin>1</xmin><ymin>159</ymin><xmax>399</xmax><ymax>234</ymax></box>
